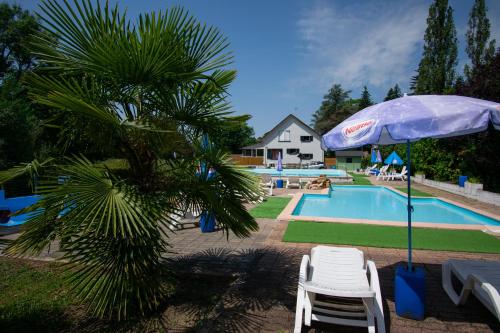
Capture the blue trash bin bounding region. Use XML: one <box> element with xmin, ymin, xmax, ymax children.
<box><xmin>200</xmin><ymin>211</ymin><xmax>216</xmax><ymax>233</ymax></box>
<box><xmin>395</xmin><ymin>265</ymin><xmax>425</xmax><ymax>320</ymax></box>
<box><xmin>276</xmin><ymin>179</ymin><xmax>284</xmax><ymax>188</ymax></box>
<box><xmin>458</xmin><ymin>175</ymin><xmax>468</xmax><ymax>187</ymax></box>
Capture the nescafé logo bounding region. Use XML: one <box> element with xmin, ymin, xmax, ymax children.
<box><xmin>342</xmin><ymin>119</ymin><xmax>376</xmax><ymax>140</ymax></box>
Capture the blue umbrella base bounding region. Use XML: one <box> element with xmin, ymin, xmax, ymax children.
<box><xmin>395</xmin><ymin>265</ymin><xmax>425</xmax><ymax>320</ymax></box>
<box><xmin>199</xmin><ymin>212</ymin><xmax>216</xmax><ymax>233</ymax></box>
<box><xmin>276</xmin><ymin>179</ymin><xmax>284</xmax><ymax>188</ymax></box>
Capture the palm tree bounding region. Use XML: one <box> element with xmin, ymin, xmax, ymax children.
<box><xmin>1</xmin><ymin>0</ymin><xmax>261</xmax><ymax>320</ymax></box>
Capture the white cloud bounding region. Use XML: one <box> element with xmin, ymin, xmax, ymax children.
<box><xmin>292</xmin><ymin>0</ymin><xmax>428</xmax><ymax>94</ymax></box>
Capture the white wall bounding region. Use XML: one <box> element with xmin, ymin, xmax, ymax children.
<box><xmin>263</xmin><ymin>118</ymin><xmax>324</xmax><ymax>165</ymax></box>
<box><xmin>413</xmin><ymin>174</ymin><xmax>500</xmax><ymax>207</ymax></box>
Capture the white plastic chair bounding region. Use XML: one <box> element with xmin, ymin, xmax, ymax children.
<box><xmin>365</xmin><ymin>164</ymin><xmax>378</xmax><ymax>175</ymax></box>
<box><xmin>286</xmin><ymin>176</ymin><xmax>302</xmax><ymax>189</ymax></box>
<box><xmin>261</xmin><ymin>174</ymin><xmax>274</xmax><ymax>196</ymax></box>
<box><xmin>376</xmin><ymin>165</ymin><xmax>389</xmax><ymax>180</ymax></box>
<box><xmin>442</xmin><ymin>259</ymin><xmax>500</xmax><ymax>321</ymax></box>
<box><xmin>389</xmin><ymin>166</ymin><xmax>407</xmax><ymax>181</ymax></box>
<box><xmin>294</xmin><ymin>246</ymin><xmax>385</xmax><ymax>333</ymax></box>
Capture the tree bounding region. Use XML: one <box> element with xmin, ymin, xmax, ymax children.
<box><xmin>384</xmin><ymin>84</ymin><xmax>403</xmax><ymax>101</ymax></box>
<box><xmin>358</xmin><ymin>85</ymin><xmax>373</xmax><ymax>109</ymax></box>
<box><xmin>311</xmin><ymin>84</ymin><xmax>354</xmax><ymax>134</ymax></box>
<box><xmin>2</xmin><ymin>0</ymin><xmax>261</xmax><ymax>320</ymax></box>
<box><xmin>0</xmin><ymin>4</ymin><xmax>44</xmax><ymax>168</ymax></box>
<box><xmin>0</xmin><ymin>3</ymin><xmax>41</xmax><ymax>80</ymax></box>
<box><xmin>212</xmin><ymin>120</ymin><xmax>256</xmax><ymax>153</ymax></box>
<box><xmin>413</xmin><ymin>0</ymin><xmax>458</xmax><ymax>94</ymax></box>
<box><xmin>465</xmin><ymin>0</ymin><xmax>496</xmax><ymax>71</ymax></box>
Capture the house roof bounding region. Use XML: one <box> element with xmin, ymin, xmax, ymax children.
<box><xmin>241</xmin><ymin>114</ymin><xmax>319</xmax><ymax>149</ymax></box>
<box><xmin>335</xmin><ymin>150</ymin><xmax>365</xmax><ymax>157</ymax></box>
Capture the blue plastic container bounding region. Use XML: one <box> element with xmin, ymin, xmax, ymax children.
<box><xmin>276</xmin><ymin>179</ymin><xmax>284</xmax><ymax>188</ymax></box>
<box><xmin>199</xmin><ymin>212</ymin><xmax>216</xmax><ymax>233</ymax></box>
<box><xmin>458</xmin><ymin>175</ymin><xmax>468</xmax><ymax>187</ymax></box>
<box><xmin>395</xmin><ymin>265</ymin><xmax>425</xmax><ymax>320</ymax></box>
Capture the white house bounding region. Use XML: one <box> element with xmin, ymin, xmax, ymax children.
<box><xmin>241</xmin><ymin>114</ymin><xmax>324</xmax><ymax>166</ymax></box>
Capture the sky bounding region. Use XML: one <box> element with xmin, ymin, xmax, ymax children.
<box><xmin>15</xmin><ymin>0</ymin><xmax>500</xmax><ymax>136</ymax></box>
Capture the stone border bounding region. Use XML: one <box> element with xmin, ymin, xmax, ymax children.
<box><xmin>277</xmin><ymin>185</ymin><xmax>500</xmax><ymax>232</ymax></box>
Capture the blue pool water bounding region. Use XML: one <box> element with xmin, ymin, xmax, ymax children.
<box><xmin>292</xmin><ymin>186</ymin><xmax>499</xmax><ymax>226</ymax></box>
<box><xmin>248</xmin><ymin>168</ymin><xmax>347</xmax><ymax>177</ymax></box>
<box><xmin>0</xmin><ymin>190</ymin><xmax>40</xmax><ymax>227</ymax></box>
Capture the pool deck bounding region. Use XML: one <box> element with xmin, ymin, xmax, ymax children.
<box><xmin>1</xmin><ymin>178</ymin><xmax>500</xmax><ymax>332</ymax></box>
<box><xmin>276</xmin><ymin>180</ymin><xmax>500</xmax><ymax>232</ymax></box>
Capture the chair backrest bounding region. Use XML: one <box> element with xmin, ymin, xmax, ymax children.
<box><xmin>289</xmin><ymin>176</ymin><xmax>300</xmax><ymax>183</ymax></box>
<box><xmin>261</xmin><ymin>174</ymin><xmax>271</xmax><ymax>182</ymax></box>
<box><xmin>401</xmin><ymin>165</ymin><xmax>407</xmax><ymax>175</ymax></box>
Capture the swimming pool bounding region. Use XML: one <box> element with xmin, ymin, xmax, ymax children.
<box><xmin>248</xmin><ymin>168</ymin><xmax>347</xmax><ymax>177</ymax></box>
<box><xmin>292</xmin><ymin>186</ymin><xmax>499</xmax><ymax>227</ymax></box>
<box><xmin>0</xmin><ymin>190</ymin><xmax>40</xmax><ymax>227</ymax></box>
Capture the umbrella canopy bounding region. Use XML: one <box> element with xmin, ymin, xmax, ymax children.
<box><xmin>276</xmin><ymin>151</ymin><xmax>283</xmax><ymax>172</ymax></box>
<box><xmin>322</xmin><ymin>95</ymin><xmax>500</xmax><ymax>150</ymax></box>
<box><xmin>384</xmin><ymin>151</ymin><xmax>403</xmax><ymax>165</ymax></box>
<box><xmin>321</xmin><ymin>95</ymin><xmax>500</xmax><ymax>271</ymax></box>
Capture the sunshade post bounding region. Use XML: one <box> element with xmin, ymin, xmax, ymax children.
<box><xmin>406</xmin><ymin>140</ymin><xmax>413</xmax><ymax>272</ymax></box>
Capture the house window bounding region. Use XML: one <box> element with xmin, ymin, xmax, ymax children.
<box><xmin>301</xmin><ymin>153</ymin><xmax>313</xmax><ymax>160</ymax></box>
<box><xmin>256</xmin><ymin>149</ymin><xmax>264</xmax><ymax>157</ymax></box>
<box><xmin>300</xmin><ymin>135</ymin><xmax>313</xmax><ymax>142</ymax></box>
<box><xmin>287</xmin><ymin>148</ymin><xmax>299</xmax><ymax>155</ymax></box>
<box><xmin>278</xmin><ymin>130</ymin><xmax>291</xmax><ymax>142</ymax></box>
<box><xmin>346</xmin><ymin>157</ymin><xmax>353</xmax><ymax>163</ymax></box>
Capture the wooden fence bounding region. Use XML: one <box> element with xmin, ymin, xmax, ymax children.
<box><xmin>230</xmin><ymin>155</ymin><xmax>264</xmax><ymax>166</ymax></box>
<box><xmin>324</xmin><ymin>157</ymin><xmax>336</xmax><ymax>168</ymax></box>
<box><xmin>231</xmin><ymin>155</ymin><xmax>336</xmax><ymax>167</ymax></box>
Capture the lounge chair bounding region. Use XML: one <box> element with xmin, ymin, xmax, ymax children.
<box><xmin>442</xmin><ymin>259</ymin><xmax>500</xmax><ymax>321</ymax></box>
<box><xmin>389</xmin><ymin>166</ymin><xmax>407</xmax><ymax>181</ymax></box>
<box><xmin>365</xmin><ymin>164</ymin><xmax>378</xmax><ymax>175</ymax></box>
<box><xmin>376</xmin><ymin>165</ymin><xmax>389</xmax><ymax>180</ymax></box>
<box><xmin>294</xmin><ymin>246</ymin><xmax>385</xmax><ymax>333</ymax></box>
<box><xmin>286</xmin><ymin>176</ymin><xmax>302</xmax><ymax>189</ymax></box>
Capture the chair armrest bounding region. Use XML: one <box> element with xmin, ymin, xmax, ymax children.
<box><xmin>468</xmin><ymin>273</ymin><xmax>500</xmax><ymax>320</ymax></box>
<box><xmin>299</xmin><ymin>255</ymin><xmax>311</xmax><ymax>285</ymax></box>
<box><xmin>367</xmin><ymin>260</ymin><xmax>380</xmax><ymax>291</ymax></box>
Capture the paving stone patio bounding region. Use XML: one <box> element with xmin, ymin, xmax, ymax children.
<box><xmin>163</xmin><ymin>216</ymin><xmax>500</xmax><ymax>333</ymax></box>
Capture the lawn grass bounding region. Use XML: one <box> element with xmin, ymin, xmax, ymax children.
<box><xmin>346</xmin><ymin>172</ymin><xmax>372</xmax><ymax>185</ymax></box>
<box><xmin>283</xmin><ymin>221</ymin><xmax>500</xmax><ymax>253</ymax></box>
<box><xmin>395</xmin><ymin>187</ymin><xmax>434</xmax><ymax>197</ymax></box>
<box><xmin>250</xmin><ymin>196</ymin><xmax>292</xmax><ymax>219</ymax></box>
<box><xmin>0</xmin><ymin>257</ymin><xmax>236</xmax><ymax>332</ymax></box>
<box><xmin>0</xmin><ymin>258</ymin><xmax>75</xmax><ymax>332</ymax></box>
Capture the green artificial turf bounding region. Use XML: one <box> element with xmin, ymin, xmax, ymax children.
<box><xmin>250</xmin><ymin>197</ymin><xmax>292</xmax><ymax>219</ymax></box>
<box><xmin>283</xmin><ymin>221</ymin><xmax>500</xmax><ymax>253</ymax></box>
<box><xmin>347</xmin><ymin>173</ymin><xmax>372</xmax><ymax>185</ymax></box>
<box><xmin>395</xmin><ymin>187</ymin><xmax>434</xmax><ymax>197</ymax></box>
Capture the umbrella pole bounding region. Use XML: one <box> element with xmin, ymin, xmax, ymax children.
<box><xmin>406</xmin><ymin>140</ymin><xmax>413</xmax><ymax>271</ymax></box>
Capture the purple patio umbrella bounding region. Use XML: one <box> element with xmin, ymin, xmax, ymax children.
<box><xmin>321</xmin><ymin>94</ymin><xmax>500</xmax><ymax>318</ymax></box>
<box><xmin>277</xmin><ymin>151</ymin><xmax>283</xmax><ymax>173</ymax></box>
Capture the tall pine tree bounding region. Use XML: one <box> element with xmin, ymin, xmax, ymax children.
<box><xmin>384</xmin><ymin>84</ymin><xmax>403</xmax><ymax>101</ymax></box>
<box><xmin>311</xmin><ymin>84</ymin><xmax>354</xmax><ymax>134</ymax></box>
<box><xmin>413</xmin><ymin>0</ymin><xmax>458</xmax><ymax>94</ymax></box>
<box><xmin>464</xmin><ymin>0</ymin><xmax>496</xmax><ymax>79</ymax></box>
<box><xmin>358</xmin><ymin>86</ymin><xmax>373</xmax><ymax>109</ymax></box>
